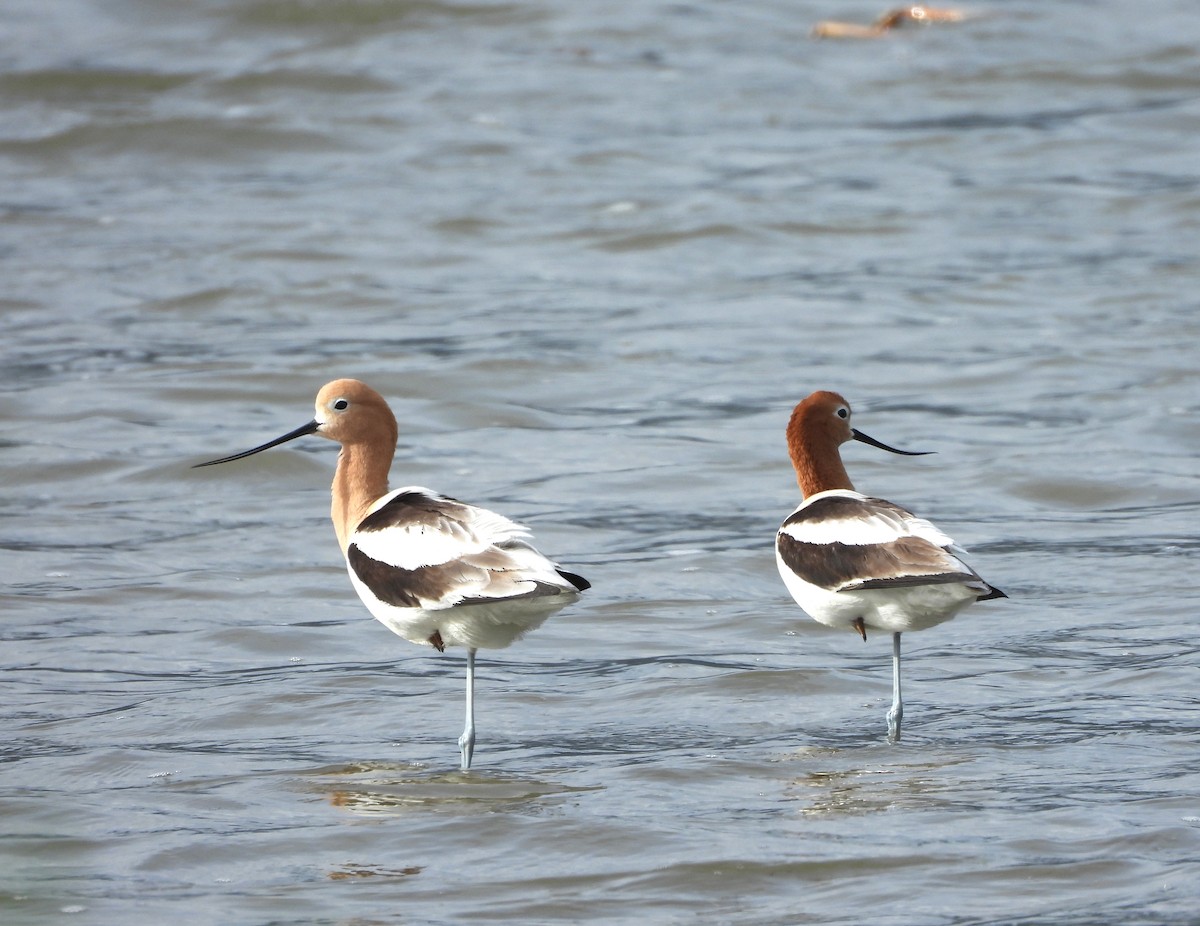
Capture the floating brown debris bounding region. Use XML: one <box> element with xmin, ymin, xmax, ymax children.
<box><xmin>812</xmin><ymin>5</ymin><xmax>966</xmax><ymax>39</ymax></box>
<box><xmin>329</xmin><ymin>863</ymin><xmax>423</xmax><ymax>881</ymax></box>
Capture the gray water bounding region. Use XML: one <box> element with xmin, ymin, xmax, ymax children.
<box><xmin>3</xmin><ymin>1</ymin><xmax>1199</xmax><ymax>923</ymax></box>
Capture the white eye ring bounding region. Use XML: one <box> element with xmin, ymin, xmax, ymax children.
<box><xmin>836</xmin><ymin>407</ymin><xmax>849</xmax><ymax>419</ymax></box>
<box><xmin>332</xmin><ymin>398</ymin><xmax>349</xmax><ymax>411</ymax></box>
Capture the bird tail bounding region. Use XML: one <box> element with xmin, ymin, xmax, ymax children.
<box><xmin>556</xmin><ymin>569</ymin><xmax>591</xmax><ymax>592</ymax></box>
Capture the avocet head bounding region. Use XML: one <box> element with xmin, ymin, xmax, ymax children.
<box><xmin>193</xmin><ymin>378</ymin><xmax>398</xmax><ymax>468</ymax></box>
<box><xmin>788</xmin><ymin>391</ymin><xmax>931</xmax><ymax>456</ymax></box>
<box><xmin>312</xmin><ymin>379</ymin><xmax>397</xmax><ymax>447</ymax></box>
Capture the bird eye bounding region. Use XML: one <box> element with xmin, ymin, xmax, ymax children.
<box><xmin>333</xmin><ymin>398</ymin><xmax>349</xmax><ymax>411</ymax></box>
<box><xmin>836</xmin><ymin>407</ymin><xmax>849</xmax><ymax>419</ymax></box>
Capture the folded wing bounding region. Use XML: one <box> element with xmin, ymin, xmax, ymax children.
<box><xmin>347</xmin><ymin>487</ymin><xmax>588</xmax><ymax>612</ymax></box>
<box><xmin>777</xmin><ymin>490</ymin><xmax>999</xmax><ymax>597</ymax></box>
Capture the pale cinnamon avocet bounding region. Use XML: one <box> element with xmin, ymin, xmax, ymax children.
<box><xmin>194</xmin><ymin>379</ymin><xmax>589</xmax><ymax>769</ymax></box>
<box><xmin>775</xmin><ymin>391</ymin><xmax>1004</xmax><ymax>740</ymax></box>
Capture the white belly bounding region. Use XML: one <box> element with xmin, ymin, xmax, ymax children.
<box><xmin>776</xmin><ymin>550</ymin><xmax>979</xmax><ymax>634</ymax></box>
<box><xmin>349</xmin><ymin>565</ymin><xmax>578</xmax><ymax>649</ymax></box>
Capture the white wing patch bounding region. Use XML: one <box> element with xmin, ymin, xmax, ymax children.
<box><xmin>346</xmin><ymin>486</ymin><xmax>585</xmax><ymax>627</ymax></box>
<box><xmin>353</xmin><ymin>486</ymin><xmax>532</xmax><ymax>570</ymax></box>
<box><xmin>780</xmin><ymin>489</ymin><xmax>960</xmax><ymax>549</ymax></box>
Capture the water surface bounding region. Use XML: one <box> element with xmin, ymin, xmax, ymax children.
<box><xmin>2</xmin><ymin>1</ymin><xmax>1199</xmax><ymax>923</ymax></box>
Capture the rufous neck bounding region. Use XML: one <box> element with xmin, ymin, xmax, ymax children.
<box><xmin>331</xmin><ymin>442</ymin><xmax>392</xmax><ymax>552</ymax></box>
<box><xmin>786</xmin><ymin>416</ymin><xmax>855</xmax><ymax>498</ymax></box>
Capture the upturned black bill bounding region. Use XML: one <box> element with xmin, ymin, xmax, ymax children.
<box><xmin>851</xmin><ymin>428</ymin><xmax>933</xmax><ymax>456</ymax></box>
<box><xmin>193</xmin><ymin>419</ymin><xmax>321</xmax><ymax>467</ymax></box>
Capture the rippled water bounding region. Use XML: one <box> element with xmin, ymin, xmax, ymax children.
<box><xmin>3</xmin><ymin>1</ymin><xmax>1199</xmax><ymax>923</ymax></box>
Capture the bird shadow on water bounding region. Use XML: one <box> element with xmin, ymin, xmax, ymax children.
<box><xmin>776</xmin><ymin>741</ymin><xmax>976</xmax><ymax>817</ymax></box>
<box><xmin>293</xmin><ymin>760</ymin><xmax>602</xmax><ymax>816</ymax></box>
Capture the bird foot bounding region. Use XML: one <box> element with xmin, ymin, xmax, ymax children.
<box><xmin>458</xmin><ymin>728</ymin><xmax>475</xmax><ymax>770</ymax></box>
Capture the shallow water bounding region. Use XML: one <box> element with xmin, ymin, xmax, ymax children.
<box><xmin>2</xmin><ymin>0</ymin><xmax>1199</xmax><ymax>923</ymax></box>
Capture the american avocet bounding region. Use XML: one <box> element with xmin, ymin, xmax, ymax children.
<box><xmin>194</xmin><ymin>379</ymin><xmax>589</xmax><ymax>769</ymax></box>
<box><xmin>775</xmin><ymin>391</ymin><xmax>1004</xmax><ymax>740</ymax></box>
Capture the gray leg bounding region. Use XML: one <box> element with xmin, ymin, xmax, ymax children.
<box><xmin>886</xmin><ymin>632</ymin><xmax>903</xmax><ymax>741</ymax></box>
<box><xmin>458</xmin><ymin>648</ymin><xmax>477</xmax><ymax>770</ymax></box>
